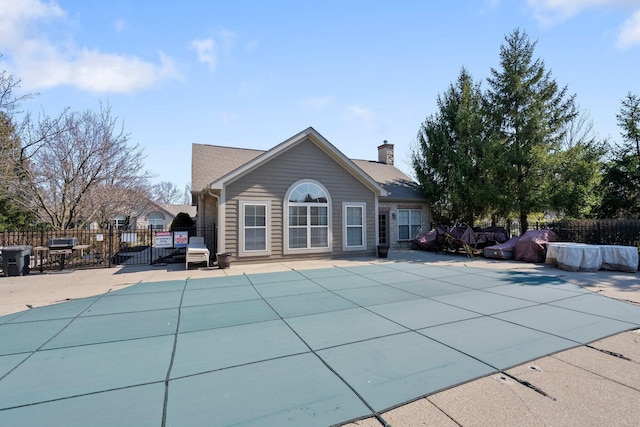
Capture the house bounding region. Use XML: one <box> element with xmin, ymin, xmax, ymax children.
<box><xmin>191</xmin><ymin>127</ymin><xmax>430</xmax><ymax>262</ymax></box>
<box><xmin>112</xmin><ymin>204</ymin><xmax>197</xmax><ymax>230</ymax></box>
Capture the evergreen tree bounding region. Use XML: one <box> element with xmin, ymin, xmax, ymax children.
<box><xmin>616</xmin><ymin>92</ymin><xmax>640</xmax><ymax>161</ymax></box>
<box><xmin>546</xmin><ymin>112</ymin><xmax>606</xmax><ymax>218</ymax></box>
<box><xmin>598</xmin><ymin>92</ymin><xmax>640</xmax><ymax>218</ymax></box>
<box><xmin>485</xmin><ymin>29</ymin><xmax>577</xmax><ymax>232</ymax></box>
<box><xmin>413</xmin><ymin>68</ymin><xmax>493</xmax><ymax>225</ymax></box>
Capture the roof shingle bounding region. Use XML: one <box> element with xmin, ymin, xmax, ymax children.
<box><xmin>192</xmin><ymin>143</ymin><xmax>424</xmax><ymax>201</ymax></box>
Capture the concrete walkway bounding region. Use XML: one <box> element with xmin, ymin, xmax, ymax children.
<box><xmin>0</xmin><ymin>250</ymin><xmax>638</xmax><ymax>426</ymax></box>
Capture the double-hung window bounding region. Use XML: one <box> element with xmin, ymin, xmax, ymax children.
<box><xmin>112</xmin><ymin>215</ymin><xmax>126</xmax><ymax>230</ymax></box>
<box><xmin>239</xmin><ymin>201</ymin><xmax>270</xmax><ymax>256</ymax></box>
<box><xmin>343</xmin><ymin>202</ymin><xmax>366</xmax><ymax>250</ymax></box>
<box><xmin>398</xmin><ymin>209</ymin><xmax>421</xmax><ymax>240</ymax></box>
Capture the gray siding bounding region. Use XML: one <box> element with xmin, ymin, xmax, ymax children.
<box><xmin>379</xmin><ymin>201</ymin><xmax>431</xmax><ymax>248</ymax></box>
<box><xmin>224</xmin><ymin>138</ymin><xmax>377</xmax><ymax>260</ymax></box>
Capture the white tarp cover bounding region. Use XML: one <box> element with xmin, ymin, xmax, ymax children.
<box><xmin>599</xmin><ymin>245</ymin><xmax>638</xmax><ymax>273</ymax></box>
<box><xmin>546</xmin><ymin>243</ymin><xmax>638</xmax><ymax>273</ymax></box>
<box><xmin>556</xmin><ymin>244</ymin><xmax>602</xmax><ymax>272</ymax></box>
<box><xmin>545</xmin><ymin>242</ymin><xmax>581</xmax><ymax>265</ymax></box>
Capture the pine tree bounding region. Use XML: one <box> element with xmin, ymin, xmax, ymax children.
<box><xmin>485</xmin><ymin>29</ymin><xmax>577</xmax><ymax>232</ymax></box>
<box><xmin>598</xmin><ymin>92</ymin><xmax>640</xmax><ymax>218</ymax></box>
<box><xmin>616</xmin><ymin>92</ymin><xmax>640</xmax><ymax>162</ymax></box>
<box><xmin>413</xmin><ymin>68</ymin><xmax>493</xmax><ymax>225</ymax></box>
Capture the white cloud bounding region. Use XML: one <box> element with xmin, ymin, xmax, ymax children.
<box><xmin>525</xmin><ymin>0</ymin><xmax>640</xmax><ymax>48</ymax></box>
<box><xmin>526</xmin><ymin>0</ymin><xmax>636</xmax><ymax>24</ymax></box>
<box><xmin>345</xmin><ymin>105</ymin><xmax>378</xmax><ymax>129</ymax></box>
<box><xmin>189</xmin><ymin>38</ymin><xmax>218</xmax><ymax>71</ymax></box>
<box><xmin>0</xmin><ymin>0</ymin><xmax>182</xmax><ymax>94</ymax></box>
<box><xmin>189</xmin><ymin>31</ymin><xmax>237</xmax><ymax>72</ymax></box>
<box><xmin>617</xmin><ymin>9</ymin><xmax>640</xmax><ymax>48</ymax></box>
<box><xmin>0</xmin><ymin>0</ymin><xmax>64</xmax><ymax>39</ymax></box>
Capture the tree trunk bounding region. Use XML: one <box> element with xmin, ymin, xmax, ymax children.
<box><xmin>520</xmin><ymin>211</ymin><xmax>529</xmax><ymax>234</ymax></box>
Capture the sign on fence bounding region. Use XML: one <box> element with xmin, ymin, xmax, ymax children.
<box><xmin>174</xmin><ymin>231</ymin><xmax>188</xmax><ymax>248</ymax></box>
<box><xmin>154</xmin><ymin>231</ymin><xmax>173</xmax><ymax>248</ymax></box>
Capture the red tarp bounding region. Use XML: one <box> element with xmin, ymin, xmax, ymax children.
<box><xmin>483</xmin><ymin>236</ymin><xmax>521</xmax><ymax>260</ymax></box>
<box><xmin>514</xmin><ymin>229</ymin><xmax>557</xmax><ymax>263</ymax></box>
<box><xmin>412</xmin><ymin>225</ymin><xmax>510</xmax><ymax>252</ymax></box>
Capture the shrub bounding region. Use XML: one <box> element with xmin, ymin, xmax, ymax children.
<box><xmin>170</xmin><ymin>212</ymin><xmax>195</xmax><ymax>230</ymax></box>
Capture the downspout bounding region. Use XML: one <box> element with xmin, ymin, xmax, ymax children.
<box><xmin>207</xmin><ymin>187</ymin><xmax>222</xmax><ymax>254</ymax></box>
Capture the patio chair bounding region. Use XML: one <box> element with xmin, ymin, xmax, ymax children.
<box><xmin>185</xmin><ymin>236</ymin><xmax>210</xmax><ymax>269</ymax></box>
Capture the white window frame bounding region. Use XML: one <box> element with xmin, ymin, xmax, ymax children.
<box><xmin>148</xmin><ymin>213</ymin><xmax>165</xmax><ymax>230</ymax></box>
<box><xmin>239</xmin><ymin>200</ymin><xmax>271</xmax><ymax>257</ymax></box>
<box><xmin>397</xmin><ymin>209</ymin><xmax>422</xmax><ymax>240</ymax></box>
<box><xmin>283</xmin><ymin>180</ymin><xmax>332</xmax><ymax>255</ymax></box>
<box><xmin>343</xmin><ymin>202</ymin><xmax>366</xmax><ymax>251</ymax></box>
<box><xmin>112</xmin><ymin>214</ymin><xmax>126</xmax><ymax>230</ymax></box>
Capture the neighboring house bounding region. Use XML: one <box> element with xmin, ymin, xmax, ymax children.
<box><xmin>191</xmin><ymin>127</ymin><xmax>430</xmax><ymax>262</ymax></box>
<box><xmin>113</xmin><ymin>204</ymin><xmax>197</xmax><ymax>230</ymax></box>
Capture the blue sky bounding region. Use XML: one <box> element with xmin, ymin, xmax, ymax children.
<box><xmin>1</xmin><ymin>0</ymin><xmax>639</xmax><ymax>191</ymax></box>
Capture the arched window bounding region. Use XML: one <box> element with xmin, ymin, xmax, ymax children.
<box><xmin>284</xmin><ymin>181</ymin><xmax>331</xmax><ymax>252</ymax></box>
<box><xmin>148</xmin><ymin>213</ymin><xmax>164</xmax><ymax>230</ymax></box>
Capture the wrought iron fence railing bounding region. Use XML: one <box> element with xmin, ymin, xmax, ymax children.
<box><xmin>462</xmin><ymin>219</ymin><xmax>640</xmax><ymax>247</ymax></box>
<box><xmin>0</xmin><ymin>226</ymin><xmax>217</xmax><ymax>274</ymax></box>
<box><xmin>539</xmin><ymin>219</ymin><xmax>640</xmax><ymax>247</ymax></box>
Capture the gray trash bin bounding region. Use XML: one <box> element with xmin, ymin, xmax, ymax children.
<box><xmin>2</xmin><ymin>245</ymin><xmax>32</xmax><ymax>277</ymax></box>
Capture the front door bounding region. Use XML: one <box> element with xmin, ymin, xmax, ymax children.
<box><xmin>378</xmin><ymin>212</ymin><xmax>388</xmax><ymax>245</ymax></box>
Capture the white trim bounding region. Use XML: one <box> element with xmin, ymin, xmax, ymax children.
<box><xmin>147</xmin><ymin>212</ymin><xmax>165</xmax><ymax>230</ymax></box>
<box><xmin>283</xmin><ymin>179</ymin><xmax>333</xmax><ymax>255</ymax></box>
<box><xmin>397</xmin><ymin>208</ymin><xmax>422</xmax><ymax>241</ymax></box>
<box><xmin>217</xmin><ymin>188</ymin><xmax>226</xmax><ymax>253</ymax></box>
<box><xmin>209</xmin><ymin>127</ymin><xmax>388</xmax><ymax>196</ymax></box>
<box><xmin>342</xmin><ymin>202</ymin><xmax>367</xmax><ymax>251</ymax></box>
<box><xmin>238</xmin><ymin>200</ymin><xmax>271</xmax><ymax>257</ymax></box>
<box><xmin>374</xmin><ymin>196</ymin><xmax>380</xmax><ymax>246</ymax></box>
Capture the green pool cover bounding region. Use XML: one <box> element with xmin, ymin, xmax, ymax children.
<box><xmin>1</xmin><ymin>263</ymin><xmax>639</xmax><ymax>426</ymax></box>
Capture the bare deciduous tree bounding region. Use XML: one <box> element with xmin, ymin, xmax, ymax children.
<box><xmin>83</xmin><ymin>182</ymin><xmax>155</xmax><ymax>228</ymax></box>
<box><xmin>10</xmin><ymin>103</ymin><xmax>152</xmax><ymax>229</ymax></box>
<box><xmin>183</xmin><ymin>183</ymin><xmax>192</xmax><ymax>205</ymax></box>
<box><xmin>152</xmin><ymin>181</ymin><xmax>183</xmax><ymax>205</ymax></box>
<box><xmin>1</xmin><ymin>66</ymin><xmax>31</xmax><ymax>184</ymax></box>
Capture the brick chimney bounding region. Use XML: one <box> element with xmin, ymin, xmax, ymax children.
<box><xmin>377</xmin><ymin>140</ymin><xmax>394</xmax><ymax>165</ymax></box>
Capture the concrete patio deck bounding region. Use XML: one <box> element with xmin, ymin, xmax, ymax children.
<box><xmin>0</xmin><ymin>250</ymin><xmax>638</xmax><ymax>426</ymax></box>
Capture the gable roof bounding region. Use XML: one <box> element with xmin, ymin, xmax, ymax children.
<box><xmin>157</xmin><ymin>204</ymin><xmax>197</xmax><ymax>219</ymax></box>
<box><xmin>192</xmin><ymin>144</ymin><xmax>263</xmax><ymax>193</ymax></box>
<box><xmin>209</xmin><ymin>128</ymin><xmax>387</xmax><ymax>195</ymax></box>
<box><xmin>351</xmin><ymin>160</ymin><xmax>424</xmax><ymax>201</ymax></box>
<box><xmin>191</xmin><ymin>127</ymin><xmax>424</xmax><ymax>201</ymax></box>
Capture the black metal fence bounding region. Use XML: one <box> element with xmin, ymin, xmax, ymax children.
<box><xmin>0</xmin><ymin>226</ymin><xmax>217</xmax><ymax>273</ymax></box>
<box><xmin>470</xmin><ymin>219</ymin><xmax>640</xmax><ymax>248</ymax></box>
<box><xmin>538</xmin><ymin>219</ymin><xmax>640</xmax><ymax>247</ymax></box>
